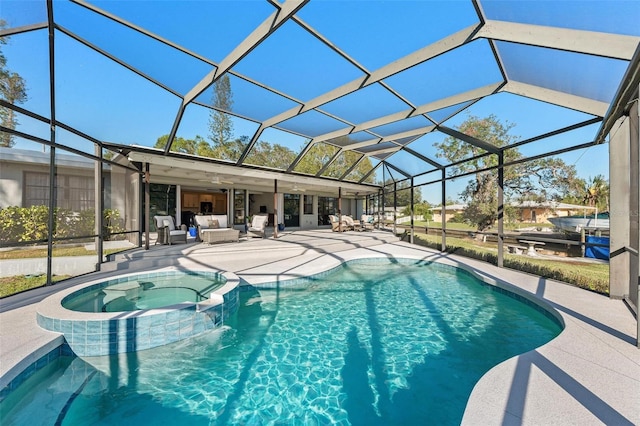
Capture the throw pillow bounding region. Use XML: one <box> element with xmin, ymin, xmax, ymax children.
<box><xmin>208</xmin><ymin>219</ymin><xmax>219</xmax><ymax>229</ymax></box>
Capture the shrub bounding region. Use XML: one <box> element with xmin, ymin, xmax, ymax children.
<box><xmin>0</xmin><ymin>206</ymin><xmax>126</xmax><ymax>244</ymax></box>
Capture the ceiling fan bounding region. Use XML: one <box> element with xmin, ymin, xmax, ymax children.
<box><xmin>198</xmin><ymin>173</ymin><xmax>234</xmax><ymax>185</ymax></box>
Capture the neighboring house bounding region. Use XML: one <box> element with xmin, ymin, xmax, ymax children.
<box><xmin>431</xmin><ymin>204</ymin><xmax>467</xmax><ymax>223</ymax></box>
<box><xmin>0</xmin><ymin>147</ymin><xmax>129</xmax><ymax>212</ymax></box>
<box><xmin>511</xmin><ymin>201</ymin><xmax>597</xmax><ymax>224</ymax></box>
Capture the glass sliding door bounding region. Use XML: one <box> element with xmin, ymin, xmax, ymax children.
<box><xmin>283</xmin><ymin>193</ymin><xmax>300</xmax><ymax>227</ymax></box>
<box><xmin>317</xmin><ymin>196</ymin><xmax>337</xmax><ymax>226</ymax></box>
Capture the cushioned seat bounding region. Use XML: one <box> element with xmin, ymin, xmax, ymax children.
<box><xmin>247</xmin><ymin>214</ymin><xmax>268</xmax><ymax>238</ymax></box>
<box><xmin>194</xmin><ymin>214</ymin><xmax>239</xmax><ymax>243</ymax></box>
<box><xmin>329</xmin><ymin>214</ymin><xmax>352</xmax><ymax>232</ymax></box>
<box><xmin>153</xmin><ymin>215</ymin><xmax>187</xmax><ymax>245</ymax></box>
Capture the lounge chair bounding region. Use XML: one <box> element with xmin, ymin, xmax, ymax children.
<box><xmin>343</xmin><ymin>215</ymin><xmax>362</xmax><ymax>231</ymax></box>
<box><xmin>329</xmin><ymin>214</ymin><xmax>352</xmax><ymax>232</ymax></box>
<box><xmin>360</xmin><ymin>214</ymin><xmax>375</xmax><ymax>231</ymax></box>
<box><xmin>247</xmin><ymin>214</ymin><xmax>268</xmax><ymax>238</ymax></box>
<box><xmin>153</xmin><ymin>215</ymin><xmax>187</xmax><ymax>245</ymax></box>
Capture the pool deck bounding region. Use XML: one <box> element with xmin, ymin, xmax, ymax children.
<box><xmin>1</xmin><ymin>229</ymin><xmax>638</xmax><ymax>425</ymax></box>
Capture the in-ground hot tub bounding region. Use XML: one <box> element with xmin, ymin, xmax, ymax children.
<box><xmin>36</xmin><ymin>269</ymin><xmax>240</xmax><ymax>356</ymax></box>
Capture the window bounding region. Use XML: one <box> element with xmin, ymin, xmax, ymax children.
<box><xmin>24</xmin><ymin>172</ymin><xmax>95</xmax><ymax>211</ymax></box>
<box><xmin>303</xmin><ymin>195</ymin><xmax>313</xmax><ymax>215</ymax></box>
<box><xmin>234</xmin><ymin>190</ymin><xmax>245</xmax><ymax>225</ymax></box>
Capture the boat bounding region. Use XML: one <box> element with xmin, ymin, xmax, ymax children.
<box><xmin>548</xmin><ymin>212</ymin><xmax>609</xmax><ymax>234</ymax></box>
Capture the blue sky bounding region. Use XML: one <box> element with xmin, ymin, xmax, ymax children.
<box><xmin>3</xmin><ymin>0</ymin><xmax>635</xmax><ymax>203</ymax></box>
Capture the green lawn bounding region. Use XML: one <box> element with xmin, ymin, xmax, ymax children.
<box><xmin>0</xmin><ymin>275</ymin><xmax>69</xmax><ymax>298</ymax></box>
<box><xmin>411</xmin><ymin>232</ymin><xmax>609</xmax><ymax>295</ymax></box>
<box><xmin>0</xmin><ymin>246</ymin><xmax>126</xmax><ymax>260</ymax></box>
<box><xmin>0</xmin><ymin>246</ymin><xmax>130</xmax><ymax>298</ymax></box>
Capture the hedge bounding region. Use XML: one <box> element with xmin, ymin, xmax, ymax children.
<box><xmin>0</xmin><ymin>206</ymin><xmax>125</xmax><ymax>244</ymax></box>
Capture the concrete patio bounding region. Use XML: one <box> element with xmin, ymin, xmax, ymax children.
<box><xmin>1</xmin><ymin>230</ymin><xmax>638</xmax><ymax>425</ymax></box>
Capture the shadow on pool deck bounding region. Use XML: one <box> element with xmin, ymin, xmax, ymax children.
<box><xmin>0</xmin><ymin>229</ymin><xmax>638</xmax><ymax>425</ymax></box>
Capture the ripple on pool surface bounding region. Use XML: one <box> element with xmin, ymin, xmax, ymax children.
<box><xmin>6</xmin><ymin>259</ymin><xmax>562</xmax><ymax>425</ymax></box>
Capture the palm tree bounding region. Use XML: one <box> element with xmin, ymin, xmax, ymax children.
<box><xmin>583</xmin><ymin>175</ymin><xmax>609</xmax><ymax>212</ymax></box>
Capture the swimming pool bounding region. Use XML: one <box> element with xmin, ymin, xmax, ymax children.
<box><xmin>62</xmin><ymin>272</ymin><xmax>226</xmax><ymax>312</ymax></box>
<box><xmin>1</xmin><ymin>259</ymin><xmax>562</xmax><ymax>425</ymax></box>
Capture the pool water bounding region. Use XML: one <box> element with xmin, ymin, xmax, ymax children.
<box><xmin>1</xmin><ymin>260</ymin><xmax>561</xmax><ymax>425</ymax></box>
<box><xmin>61</xmin><ymin>273</ymin><xmax>226</xmax><ymax>312</ymax></box>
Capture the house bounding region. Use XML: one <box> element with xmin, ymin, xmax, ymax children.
<box><xmin>431</xmin><ymin>204</ymin><xmax>467</xmax><ymax>223</ymax></box>
<box><xmin>511</xmin><ymin>201</ymin><xmax>597</xmax><ymax>224</ymax></box>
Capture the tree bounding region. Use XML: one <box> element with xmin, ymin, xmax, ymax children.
<box><xmin>384</xmin><ymin>180</ymin><xmax>422</xmax><ymax>207</ymax></box>
<box><xmin>208</xmin><ymin>74</ymin><xmax>245</xmax><ymax>160</ymax></box>
<box><xmin>434</xmin><ymin>114</ymin><xmax>580</xmax><ymax>231</ymax></box>
<box><xmin>401</xmin><ymin>202</ymin><xmax>432</xmax><ymax>220</ymax></box>
<box><xmin>244</xmin><ymin>140</ymin><xmax>298</xmax><ymax>169</ymax></box>
<box><xmin>582</xmin><ymin>174</ymin><xmax>609</xmax><ymax>211</ymax></box>
<box><xmin>0</xmin><ymin>20</ymin><xmax>28</xmax><ymax>147</ymax></box>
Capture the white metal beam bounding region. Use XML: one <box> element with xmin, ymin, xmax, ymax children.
<box><xmin>475</xmin><ymin>20</ymin><xmax>640</xmax><ymax>61</ymax></box>
<box><xmin>501</xmin><ymin>81</ymin><xmax>609</xmax><ymax>117</ymax></box>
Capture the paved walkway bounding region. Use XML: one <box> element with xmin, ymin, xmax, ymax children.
<box><xmin>1</xmin><ymin>229</ymin><xmax>638</xmax><ymax>425</ymax></box>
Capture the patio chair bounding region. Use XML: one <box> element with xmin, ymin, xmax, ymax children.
<box><xmin>247</xmin><ymin>214</ymin><xmax>269</xmax><ymax>238</ymax></box>
<box><xmin>360</xmin><ymin>214</ymin><xmax>375</xmax><ymax>231</ymax></box>
<box><xmin>329</xmin><ymin>214</ymin><xmax>352</xmax><ymax>232</ymax></box>
<box><xmin>153</xmin><ymin>215</ymin><xmax>187</xmax><ymax>245</ymax></box>
<box><xmin>343</xmin><ymin>215</ymin><xmax>361</xmax><ymax>231</ymax></box>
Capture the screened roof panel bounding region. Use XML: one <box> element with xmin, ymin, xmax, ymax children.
<box><xmin>320</xmin><ymin>83</ymin><xmax>410</xmax><ymax>125</ymax></box>
<box><xmin>326</xmin><ymin>132</ymin><xmax>379</xmax><ymax>148</ymax></box>
<box><xmin>194</xmin><ymin>74</ymin><xmax>300</xmax><ymax>122</ymax></box>
<box><xmin>2</xmin><ymin>30</ymin><xmax>51</xmax><ymax>118</ymax></box>
<box><xmin>321</xmin><ymin>151</ymin><xmax>365</xmax><ymax>179</ymax></box>
<box><xmin>497</xmin><ymin>41</ymin><xmax>629</xmax><ymax>103</ymax></box>
<box><xmin>344</xmin><ymin>156</ymin><xmax>378</xmax><ymax>183</ymax></box>
<box><xmin>481</xmin><ymin>1</ymin><xmax>640</xmax><ymax>36</ymax></box>
<box><xmin>368</xmin><ymin>116</ymin><xmax>433</xmax><ymax>138</ymax></box>
<box><xmin>55</xmin><ymin>2</ymin><xmax>213</xmax><ymax>96</ymax></box>
<box><xmin>414</xmin><ymin>169</ymin><xmax>443</xmax><ymax>187</ymax></box>
<box><xmin>3</xmin><ymin>0</ymin><xmax>638</xmax><ymax>189</ymax></box>
<box><xmin>444</xmin><ymin>93</ymin><xmax>597</xmax><ymax>143</ymax></box>
<box><xmin>426</xmin><ymin>101</ymin><xmax>475</xmax><ymax>124</ymax></box>
<box><xmin>11</xmin><ymin>110</ymin><xmax>51</xmax><ymax>141</ymax></box>
<box><xmin>173</xmin><ymin>104</ymin><xmax>260</xmax><ymax>162</ymax></box>
<box><xmin>384</xmin><ymin>165</ymin><xmax>403</xmax><ymax>183</ymax></box>
<box><xmin>373</xmin><ymin>152</ymin><xmax>396</xmax><ymax>161</ymax></box>
<box><xmin>404</xmin><ymin>132</ymin><xmax>486</xmax><ymax>165</ymax></box>
<box><xmin>55</xmin><ymin>127</ymin><xmax>96</xmax><ymax>156</ymax></box>
<box><xmin>369</xmin><ymin>165</ymin><xmax>386</xmax><ymax>185</ymax></box>
<box><xmin>54</xmin><ymin>31</ymin><xmax>182</xmax><ymax>146</ymax></box>
<box><xmin>296</xmin><ymin>0</ymin><xmax>480</xmax><ymax>70</ymax></box>
<box><xmin>355</xmin><ymin>141</ymin><xmax>399</xmax><ymax>155</ymax></box>
<box><xmin>178</xmin><ymin>103</ymin><xmax>259</xmax><ymax>143</ymax></box>
<box><xmin>385</xmin><ymin>149</ymin><xmax>438</xmax><ymax>177</ymax></box>
<box><xmin>0</xmin><ymin>0</ymin><xmax>47</xmax><ymax>29</ymax></box>
<box><xmin>383</xmin><ymin>40</ymin><xmax>504</xmax><ymax>107</ymax></box>
<box><xmin>277</xmin><ymin>110</ymin><xmax>347</xmax><ymax>138</ymax></box>
<box><xmin>85</xmin><ymin>0</ymin><xmax>276</xmax><ymax>63</ymax></box>
<box><xmin>292</xmin><ymin>142</ymin><xmax>339</xmax><ymax>175</ymax></box>
<box><xmin>512</xmin><ymin>122</ymin><xmax>602</xmax><ymax>159</ymax></box>
<box><xmin>393</xmin><ymin>136</ymin><xmax>423</xmax><ymax>146</ymax></box>
<box><xmin>243</xmin><ymin>128</ymin><xmax>309</xmax><ymax>171</ymax></box>
<box><xmin>232</xmin><ymin>20</ymin><xmax>364</xmax><ymax>101</ymax></box>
